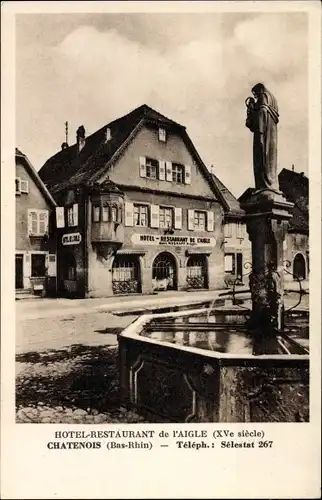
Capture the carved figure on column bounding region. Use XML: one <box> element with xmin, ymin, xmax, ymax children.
<box><xmin>245</xmin><ymin>83</ymin><xmax>279</xmax><ymax>191</ymax></box>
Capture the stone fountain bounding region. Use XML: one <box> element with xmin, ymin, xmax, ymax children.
<box><xmin>118</xmin><ymin>84</ymin><xmax>309</xmax><ymax>423</ymax></box>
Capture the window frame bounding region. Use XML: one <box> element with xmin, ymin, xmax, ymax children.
<box><xmin>20</xmin><ymin>180</ymin><xmax>29</xmax><ymax>193</ymax></box>
<box><xmin>158</xmin><ymin>127</ymin><xmax>167</xmax><ymax>142</ymax></box>
<box><xmin>194</xmin><ymin>210</ymin><xmax>206</xmax><ymax>231</ymax></box>
<box><xmin>224</xmin><ymin>253</ymin><xmax>236</xmax><ymax>274</ymax></box>
<box><xmin>172</xmin><ymin>163</ymin><xmax>185</xmax><ymax>184</ymax></box>
<box><xmin>145</xmin><ymin>157</ymin><xmax>159</xmax><ymax>180</ymax></box>
<box><xmin>224</xmin><ymin>223</ymin><xmax>233</xmax><ymax>238</ymax></box>
<box><xmin>28</xmin><ymin>209</ymin><xmax>48</xmax><ymax>236</ymax></box>
<box><xmin>236</xmin><ymin>222</ymin><xmax>244</xmax><ymax>239</ymax></box>
<box><xmin>133</xmin><ymin>203</ymin><xmax>149</xmax><ymax>227</ymax></box>
<box><xmin>159</xmin><ymin>205</ymin><xmax>174</xmax><ymax>229</ymax></box>
<box><xmin>92</xmin><ymin>205</ymin><xmax>100</xmax><ymax>223</ymax></box>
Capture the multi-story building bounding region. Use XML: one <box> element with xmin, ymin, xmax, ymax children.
<box><xmin>278</xmin><ymin>168</ymin><xmax>309</xmax><ymax>289</ymax></box>
<box><xmin>211</xmin><ymin>173</ymin><xmax>251</xmax><ymax>287</ymax></box>
<box><xmin>39</xmin><ymin>105</ymin><xmax>228</xmax><ymax>298</ymax></box>
<box><xmin>238</xmin><ymin>168</ymin><xmax>309</xmax><ymax>290</ymax></box>
<box><xmin>15</xmin><ymin>148</ymin><xmax>57</xmax><ymax>296</ymax></box>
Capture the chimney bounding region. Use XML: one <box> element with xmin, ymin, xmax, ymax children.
<box><xmin>76</xmin><ymin>125</ymin><xmax>86</xmax><ymax>153</ymax></box>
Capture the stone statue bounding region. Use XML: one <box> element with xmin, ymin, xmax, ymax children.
<box><xmin>245</xmin><ymin>83</ymin><xmax>279</xmax><ymax>191</ymax></box>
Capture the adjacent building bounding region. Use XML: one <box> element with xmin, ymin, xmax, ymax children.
<box><xmin>278</xmin><ymin>168</ymin><xmax>309</xmax><ymax>288</ymax></box>
<box><xmin>39</xmin><ymin>105</ymin><xmax>229</xmax><ymax>298</ymax></box>
<box><xmin>15</xmin><ymin>148</ymin><xmax>57</xmax><ymax>296</ymax></box>
<box><xmin>211</xmin><ymin>173</ymin><xmax>251</xmax><ymax>287</ymax></box>
<box><xmin>238</xmin><ymin>168</ymin><xmax>309</xmax><ymax>289</ymax></box>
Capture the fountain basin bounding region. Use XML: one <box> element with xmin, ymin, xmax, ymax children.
<box><xmin>118</xmin><ymin>308</ymin><xmax>309</xmax><ymax>423</ymax></box>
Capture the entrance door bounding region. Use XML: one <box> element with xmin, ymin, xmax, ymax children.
<box><xmin>15</xmin><ymin>254</ymin><xmax>24</xmax><ymax>289</ymax></box>
<box><xmin>152</xmin><ymin>252</ymin><xmax>177</xmax><ymax>291</ymax></box>
<box><xmin>186</xmin><ymin>255</ymin><xmax>208</xmax><ymax>289</ymax></box>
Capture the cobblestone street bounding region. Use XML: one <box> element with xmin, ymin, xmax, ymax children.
<box><xmin>15</xmin><ymin>291</ymin><xmax>309</xmax><ymax>424</ymax></box>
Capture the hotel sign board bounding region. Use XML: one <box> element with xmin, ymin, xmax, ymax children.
<box><xmin>131</xmin><ymin>233</ymin><xmax>216</xmax><ymax>247</ymax></box>
<box><xmin>62</xmin><ymin>232</ymin><xmax>82</xmax><ymax>246</ymax></box>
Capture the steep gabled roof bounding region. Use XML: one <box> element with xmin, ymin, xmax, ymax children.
<box><xmin>38</xmin><ymin>104</ymin><xmax>186</xmax><ymax>193</ymax></box>
<box><xmin>211</xmin><ymin>173</ymin><xmax>245</xmax><ymax>216</ymax></box>
<box><xmin>15</xmin><ymin>148</ymin><xmax>56</xmax><ymax>207</ymax></box>
<box><xmin>38</xmin><ymin>104</ymin><xmax>229</xmax><ymax>208</ymax></box>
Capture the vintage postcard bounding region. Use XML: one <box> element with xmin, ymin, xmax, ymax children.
<box><xmin>1</xmin><ymin>1</ymin><xmax>321</xmax><ymax>498</ymax></box>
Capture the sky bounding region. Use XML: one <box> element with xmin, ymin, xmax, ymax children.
<box><xmin>15</xmin><ymin>11</ymin><xmax>308</xmax><ymax>197</ymax></box>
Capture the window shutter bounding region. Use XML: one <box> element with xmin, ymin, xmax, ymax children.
<box><xmin>44</xmin><ymin>210</ymin><xmax>49</xmax><ymax>233</ymax></box>
<box><xmin>166</xmin><ymin>161</ymin><xmax>172</xmax><ymax>182</ymax></box>
<box><xmin>184</xmin><ymin>164</ymin><xmax>191</xmax><ymax>184</ymax></box>
<box><xmin>150</xmin><ymin>204</ymin><xmax>159</xmax><ymax>228</ymax></box>
<box><xmin>188</xmin><ymin>209</ymin><xmax>195</xmax><ymax>230</ymax></box>
<box><xmin>56</xmin><ymin>207</ymin><xmax>65</xmax><ymax>228</ymax></box>
<box><xmin>139</xmin><ymin>157</ymin><xmax>146</xmax><ymax>178</ymax></box>
<box><xmin>124</xmin><ymin>202</ymin><xmax>134</xmax><ymax>227</ymax></box>
<box><xmin>47</xmin><ymin>254</ymin><xmax>57</xmax><ymax>277</ymax></box>
<box><xmin>174</xmin><ymin>208</ymin><xmax>182</xmax><ymax>229</ymax></box>
<box><xmin>28</xmin><ymin>210</ymin><xmax>38</xmax><ymax>234</ymax></box>
<box><xmin>39</xmin><ymin>212</ymin><xmax>46</xmax><ymax>234</ymax></box>
<box><xmin>207</xmin><ymin>211</ymin><xmax>214</xmax><ymax>232</ymax></box>
<box><xmin>27</xmin><ymin>210</ymin><xmax>33</xmax><ymax>235</ymax></box>
<box><xmin>159</xmin><ymin>160</ymin><xmax>166</xmax><ymax>180</ymax></box>
<box><xmin>73</xmin><ymin>203</ymin><xmax>78</xmax><ymax>226</ymax></box>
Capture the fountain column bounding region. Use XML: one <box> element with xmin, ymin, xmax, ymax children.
<box><xmin>241</xmin><ymin>84</ymin><xmax>294</xmax><ymax>353</ymax></box>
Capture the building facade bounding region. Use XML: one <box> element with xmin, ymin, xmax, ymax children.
<box><xmin>15</xmin><ymin>148</ymin><xmax>57</xmax><ymax>296</ymax></box>
<box><xmin>238</xmin><ymin>168</ymin><xmax>309</xmax><ymax>290</ymax></box>
<box><xmin>211</xmin><ymin>173</ymin><xmax>251</xmax><ymax>287</ymax></box>
<box><xmin>39</xmin><ymin>105</ymin><xmax>227</xmax><ymax>298</ymax></box>
<box><xmin>278</xmin><ymin>168</ymin><xmax>309</xmax><ymax>289</ymax></box>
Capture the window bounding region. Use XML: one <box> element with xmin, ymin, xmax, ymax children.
<box><xmin>93</xmin><ymin>206</ymin><xmax>100</xmax><ymax>222</ymax></box>
<box><xmin>134</xmin><ymin>204</ymin><xmax>148</xmax><ymax>227</ymax></box>
<box><xmin>31</xmin><ymin>254</ymin><xmax>46</xmax><ymax>277</ymax></box>
<box><xmin>20</xmin><ymin>180</ymin><xmax>29</xmax><ymax>193</ymax></box>
<box><xmin>159</xmin><ymin>207</ymin><xmax>173</xmax><ymax>229</ymax></box>
<box><xmin>236</xmin><ymin>222</ymin><xmax>244</xmax><ymax>239</ymax></box>
<box><xmin>15</xmin><ymin>178</ymin><xmax>21</xmax><ymax>194</ymax></box>
<box><xmin>146</xmin><ymin>158</ymin><xmax>159</xmax><ymax>179</ymax></box>
<box><xmin>225</xmin><ymin>253</ymin><xmax>235</xmax><ymax>273</ymax></box>
<box><xmin>172</xmin><ymin>163</ymin><xmax>185</xmax><ymax>184</ymax></box>
<box><xmin>112</xmin><ymin>206</ymin><xmax>118</xmax><ymax>222</ymax></box>
<box><xmin>194</xmin><ymin>211</ymin><xmax>206</xmax><ymax>231</ymax></box>
<box><xmin>158</xmin><ymin>128</ymin><xmax>167</xmax><ymax>142</ymax></box>
<box><xmin>224</xmin><ymin>223</ymin><xmax>232</xmax><ymax>238</ymax></box>
<box><xmin>28</xmin><ymin>210</ymin><xmax>48</xmax><ymax>236</ymax></box>
<box><xmin>102</xmin><ymin>205</ymin><xmax>109</xmax><ymax>222</ymax></box>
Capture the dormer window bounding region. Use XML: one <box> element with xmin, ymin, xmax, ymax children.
<box><xmin>158</xmin><ymin>127</ymin><xmax>167</xmax><ymax>142</ymax></box>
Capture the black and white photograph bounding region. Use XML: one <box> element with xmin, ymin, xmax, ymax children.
<box><xmin>1</xmin><ymin>1</ymin><xmax>321</xmax><ymax>499</ymax></box>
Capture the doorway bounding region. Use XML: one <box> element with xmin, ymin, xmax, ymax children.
<box><xmin>152</xmin><ymin>252</ymin><xmax>177</xmax><ymax>291</ymax></box>
<box><xmin>293</xmin><ymin>253</ymin><xmax>306</xmax><ymax>280</ymax></box>
<box><xmin>15</xmin><ymin>254</ymin><xmax>23</xmax><ymax>289</ymax></box>
<box><xmin>186</xmin><ymin>255</ymin><xmax>208</xmax><ymax>289</ymax></box>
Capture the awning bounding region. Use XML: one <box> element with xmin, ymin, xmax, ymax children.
<box><xmin>185</xmin><ymin>249</ymin><xmax>212</xmax><ymax>256</ymax></box>
<box><xmin>117</xmin><ymin>248</ymin><xmax>146</xmax><ymax>256</ymax></box>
